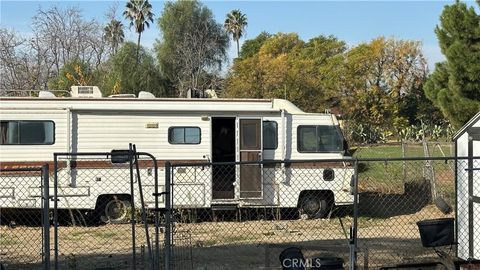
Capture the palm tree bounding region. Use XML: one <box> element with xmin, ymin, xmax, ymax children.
<box><xmin>224</xmin><ymin>9</ymin><xmax>247</xmax><ymax>57</ymax></box>
<box><xmin>104</xmin><ymin>19</ymin><xmax>125</xmax><ymax>54</ymax></box>
<box><xmin>123</xmin><ymin>0</ymin><xmax>154</xmax><ymax>64</ymax></box>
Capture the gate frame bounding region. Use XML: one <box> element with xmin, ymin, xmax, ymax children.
<box><xmin>52</xmin><ymin>148</ymin><xmax>160</xmax><ymax>270</ymax></box>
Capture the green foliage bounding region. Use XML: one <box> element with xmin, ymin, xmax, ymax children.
<box><xmin>398</xmin><ymin>122</ymin><xmax>455</xmax><ymax>142</ymax></box>
<box><xmin>228</xmin><ymin>34</ymin><xmax>436</xmax><ymax>138</ymax></box>
<box><xmin>340</xmin><ymin>37</ymin><xmax>431</xmax><ymax>139</ymax></box>
<box><xmin>400</xmin><ymin>85</ymin><xmax>444</xmax><ymax>126</ymax></box>
<box><xmin>239</xmin><ymin>32</ymin><xmax>271</xmax><ymax>59</ymax></box>
<box><xmin>424</xmin><ymin>1</ymin><xmax>480</xmax><ymax>128</ymax></box>
<box><xmin>48</xmin><ymin>59</ymin><xmax>96</xmax><ymax>91</ymax></box>
<box><xmin>348</xmin><ymin>123</ymin><xmax>388</xmax><ymax>144</ymax></box>
<box><xmin>97</xmin><ymin>42</ymin><xmax>166</xmax><ymax>97</ymax></box>
<box><xmin>349</xmin><ymin>121</ymin><xmax>455</xmax><ymax>144</ymax></box>
<box><xmin>225</xmin><ymin>33</ymin><xmax>346</xmax><ymax>113</ymax></box>
<box><xmin>155</xmin><ymin>0</ymin><xmax>229</xmax><ymax>97</ymax></box>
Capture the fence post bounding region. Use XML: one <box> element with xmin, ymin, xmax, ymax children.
<box><xmin>401</xmin><ymin>140</ymin><xmax>406</xmax><ymax>185</ymax></box>
<box><xmin>42</xmin><ymin>164</ymin><xmax>50</xmax><ymax>270</ymax></box>
<box><xmin>165</xmin><ymin>161</ymin><xmax>172</xmax><ymax>270</ymax></box>
<box><xmin>129</xmin><ymin>144</ymin><xmax>137</xmax><ymax>270</ymax></box>
<box><xmin>349</xmin><ymin>159</ymin><xmax>359</xmax><ymax>270</ymax></box>
<box><xmin>53</xmin><ymin>154</ymin><xmax>59</xmax><ymax>270</ymax></box>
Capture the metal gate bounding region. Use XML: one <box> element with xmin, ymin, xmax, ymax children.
<box><xmin>163</xmin><ymin>159</ymin><xmax>356</xmax><ymax>270</ymax></box>
<box><xmin>0</xmin><ymin>165</ymin><xmax>50</xmax><ymax>270</ymax></box>
<box><xmin>52</xmin><ymin>144</ymin><xmax>163</xmax><ymax>270</ymax></box>
<box><xmin>163</xmin><ymin>156</ymin><xmax>480</xmax><ymax>270</ymax></box>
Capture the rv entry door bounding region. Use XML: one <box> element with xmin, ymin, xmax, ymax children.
<box><xmin>239</xmin><ymin>118</ymin><xmax>263</xmax><ymax>198</ymax></box>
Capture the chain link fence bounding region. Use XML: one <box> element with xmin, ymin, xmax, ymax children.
<box><xmin>0</xmin><ymin>166</ymin><xmax>49</xmax><ymax>270</ymax></box>
<box><xmin>51</xmin><ymin>151</ymin><xmax>163</xmax><ymax>270</ymax></box>
<box><xmin>355</xmin><ymin>158</ymin><xmax>459</xmax><ymax>268</ymax></box>
<box><xmin>165</xmin><ymin>156</ymin><xmax>478</xmax><ymax>269</ymax></box>
<box><xmin>1</xmin><ymin>154</ymin><xmax>478</xmax><ymax>270</ymax></box>
<box><xmin>166</xmin><ymin>160</ymin><xmax>355</xmax><ymax>269</ymax></box>
<box><xmin>353</xmin><ymin>141</ymin><xmax>455</xmax><ymax>159</ymax></box>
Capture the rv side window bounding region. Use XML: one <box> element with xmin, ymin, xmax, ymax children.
<box><xmin>263</xmin><ymin>121</ymin><xmax>278</xmax><ymax>150</ymax></box>
<box><xmin>297</xmin><ymin>125</ymin><xmax>343</xmax><ymax>153</ymax></box>
<box><xmin>168</xmin><ymin>127</ymin><xmax>201</xmax><ymax>144</ymax></box>
<box><xmin>0</xmin><ymin>121</ymin><xmax>55</xmax><ymax>145</ymax></box>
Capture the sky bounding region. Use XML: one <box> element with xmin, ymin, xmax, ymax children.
<box><xmin>0</xmin><ymin>0</ymin><xmax>471</xmax><ymax>70</ymax></box>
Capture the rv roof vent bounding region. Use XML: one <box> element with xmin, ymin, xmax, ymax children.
<box><xmin>70</xmin><ymin>86</ymin><xmax>102</xmax><ymax>98</ymax></box>
<box><xmin>39</xmin><ymin>91</ymin><xmax>56</xmax><ymax>98</ymax></box>
<box><xmin>138</xmin><ymin>91</ymin><xmax>156</xmax><ymax>99</ymax></box>
<box><xmin>108</xmin><ymin>94</ymin><xmax>136</xmax><ymax>98</ymax></box>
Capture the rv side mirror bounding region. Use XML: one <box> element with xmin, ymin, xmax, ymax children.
<box><xmin>111</xmin><ymin>150</ymin><xmax>132</xmax><ymax>164</ymax></box>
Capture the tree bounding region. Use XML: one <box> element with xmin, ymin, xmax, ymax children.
<box><xmin>156</xmin><ymin>0</ymin><xmax>229</xmax><ymax>97</ymax></box>
<box><xmin>104</xmin><ymin>19</ymin><xmax>125</xmax><ymax>55</ymax></box>
<box><xmin>224</xmin><ymin>9</ymin><xmax>247</xmax><ymax>57</ymax></box>
<box><xmin>239</xmin><ymin>31</ymin><xmax>271</xmax><ymax>59</ymax></box>
<box><xmin>340</xmin><ymin>37</ymin><xmax>428</xmax><ymax>133</ymax></box>
<box><xmin>1</xmin><ymin>7</ymin><xmax>107</xmax><ymax>92</ymax></box>
<box><xmin>47</xmin><ymin>59</ymin><xmax>95</xmax><ymax>91</ymax></box>
<box><xmin>123</xmin><ymin>0</ymin><xmax>154</xmax><ymax>64</ymax></box>
<box><xmin>0</xmin><ymin>29</ymin><xmax>32</xmax><ymax>93</ymax></box>
<box><xmin>32</xmin><ymin>7</ymin><xmax>107</xmax><ymax>72</ymax></box>
<box><xmin>97</xmin><ymin>42</ymin><xmax>166</xmax><ymax>97</ymax></box>
<box><xmin>104</xmin><ymin>19</ymin><xmax>125</xmax><ymax>54</ymax></box>
<box><xmin>225</xmin><ymin>33</ymin><xmax>347</xmax><ymax>113</ymax></box>
<box><xmin>424</xmin><ymin>1</ymin><xmax>480</xmax><ymax>128</ymax></box>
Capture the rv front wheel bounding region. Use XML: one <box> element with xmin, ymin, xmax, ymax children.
<box><xmin>100</xmin><ymin>198</ymin><xmax>131</xmax><ymax>224</ymax></box>
<box><xmin>299</xmin><ymin>194</ymin><xmax>329</xmax><ymax>219</ymax></box>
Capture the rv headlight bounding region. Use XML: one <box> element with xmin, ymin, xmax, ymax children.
<box><xmin>323</xmin><ymin>168</ymin><xmax>334</xmax><ymax>181</ymax></box>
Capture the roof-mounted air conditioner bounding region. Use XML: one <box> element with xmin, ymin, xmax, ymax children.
<box><xmin>70</xmin><ymin>86</ymin><xmax>102</xmax><ymax>98</ymax></box>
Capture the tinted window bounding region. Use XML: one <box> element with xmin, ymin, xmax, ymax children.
<box><xmin>0</xmin><ymin>121</ymin><xmax>55</xmax><ymax>145</ymax></box>
<box><xmin>263</xmin><ymin>121</ymin><xmax>278</xmax><ymax>150</ymax></box>
<box><xmin>297</xmin><ymin>125</ymin><xmax>343</xmax><ymax>153</ymax></box>
<box><xmin>168</xmin><ymin>127</ymin><xmax>201</xmax><ymax>144</ymax></box>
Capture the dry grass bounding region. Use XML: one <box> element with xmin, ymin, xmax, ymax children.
<box><xmin>1</xmin><ymin>205</ymin><xmax>454</xmax><ymax>269</ymax></box>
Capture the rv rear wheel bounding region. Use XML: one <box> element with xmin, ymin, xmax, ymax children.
<box><xmin>100</xmin><ymin>198</ymin><xmax>131</xmax><ymax>224</ymax></box>
<box><xmin>299</xmin><ymin>194</ymin><xmax>329</xmax><ymax>219</ymax></box>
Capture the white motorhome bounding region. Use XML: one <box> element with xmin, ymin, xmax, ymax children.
<box><xmin>0</xmin><ymin>86</ymin><xmax>354</xmax><ymax>222</ymax></box>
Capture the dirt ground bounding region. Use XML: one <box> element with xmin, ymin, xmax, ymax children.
<box><xmin>0</xmin><ymin>205</ymin><xmax>454</xmax><ymax>270</ymax></box>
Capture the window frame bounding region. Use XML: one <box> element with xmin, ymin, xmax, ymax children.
<box><xmin>297</xmin><ymin>125</ymin><xmax>343</xmax><ymax>153</ymax></box>
<box><xmin>168</xmin><ymin>126</ymin><xmax>201</xmax><ymax>145</ymax></box>
<box><xmin>0</xmin><ymin>120</ymin><xmax>56</xmax><ymax>145</ymax></box>
<box><xmin>262</xmin><ymin>120</ymin><xmax>278</xmax><ymax>150</ymax></box>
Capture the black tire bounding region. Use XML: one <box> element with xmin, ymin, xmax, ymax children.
<box><xmin>99</xmin><ymin>197</ymin><xmax>131</xmax><ymax>224</ymax></box>
<box><xmin>299</xmin><ymin>194</ymin><xmax>330</xmax><ymax>219</ymax></box>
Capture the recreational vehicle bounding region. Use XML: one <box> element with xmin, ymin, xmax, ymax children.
<box><xmin>0</xmin><ymin>86</ymin><xmax>354</xmax><ymax>223</ymax></box>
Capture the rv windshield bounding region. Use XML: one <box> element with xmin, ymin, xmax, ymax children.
<box><xmin>298</xmin><ymin>125</ymin><xmax>345</xmax><ymax>153</ymax></box>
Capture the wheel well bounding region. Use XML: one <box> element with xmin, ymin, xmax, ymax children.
<box><xmin>95</xmin><ymin>194</ymin><xmax>131</xmax><ymax>210</ymax></box>
<box><xmin>297</xmin><ymin>190</ymin><xmax>334</xmax><ymax>207</ymax></box>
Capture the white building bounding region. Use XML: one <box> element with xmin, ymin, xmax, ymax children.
<box><xmin>454</xmin><ymin>111</ymin><xmax>480</xmax><ymax>260</ymax></box>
